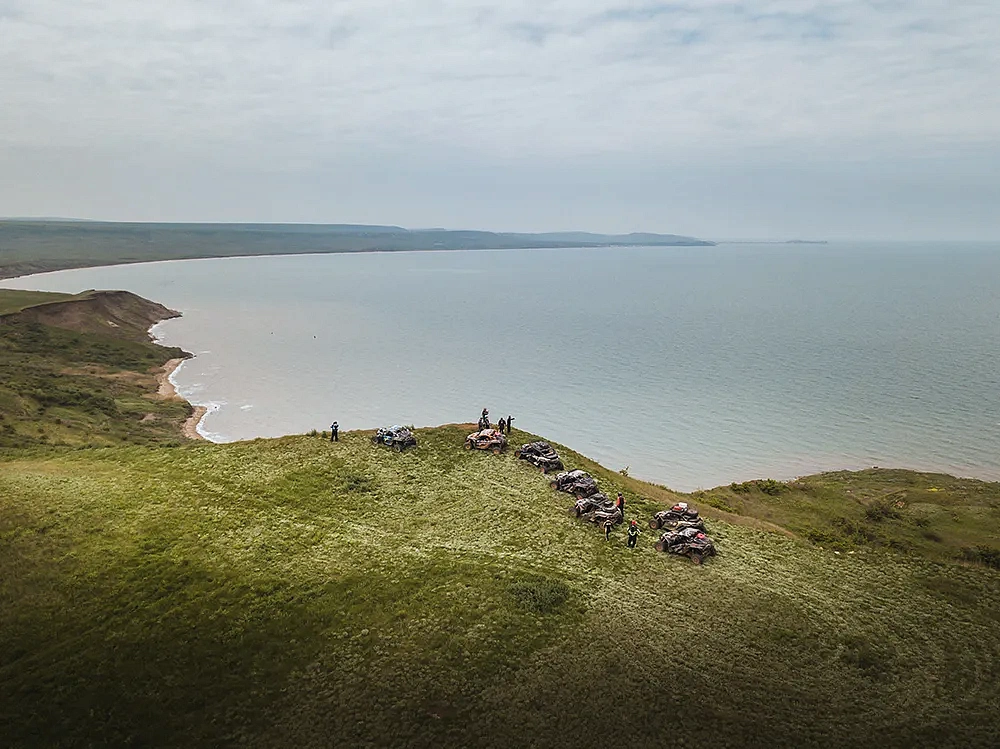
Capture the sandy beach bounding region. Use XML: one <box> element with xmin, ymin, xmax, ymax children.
<box><xmin>157</xmin><ymin>357</ymin><xmax>207</xmax><ymax>440</ymax></box>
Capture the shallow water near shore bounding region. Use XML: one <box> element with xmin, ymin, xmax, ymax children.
<box><xmin>7</xmin><ymin>241</ymin><xmax>1000</xmax><ymax>491</ymax></box>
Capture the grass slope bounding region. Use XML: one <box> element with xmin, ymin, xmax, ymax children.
<box><xmin>693</xmin><ymin>471</ymin><xmax>1000</xmax><ymax>567</ymax></box>
<box><xmin>0</xmin><ymin>291</ymin><xmax>191</xmax><ymax>450</ymax></box>
<box><xmin>3</xmin><ymin>428</ymin><xmax>999</xmax><ymax>748</ymax></box>
<box><xmin>0</xmin><ymin>288</ymin><xmax>75</xmax><ymax>315</ymax></box>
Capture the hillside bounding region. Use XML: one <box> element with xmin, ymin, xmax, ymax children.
<box><xmin>1</xmin><ymin>426</ymin><xmax>998</xmax><ymax>747</ymax></box>
<box><xmin>0</xmin><ymin>289</ymin><xmax>192</xmax><ymax>449</ymax></box>
<box><xmin>0</xmin><ymin>221</ymin><xmax>713</xmax><ymax>279</ymax></box>
<box><xmin>1</xmin><ymin>288</ymin><xmax>999</xmax><ymax>748</ymax></box>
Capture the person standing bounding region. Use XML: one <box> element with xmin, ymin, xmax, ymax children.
<box><xmin>497</xmin><ymin>417</ymin><xmax>506</xmax><ymax>434</ymax></box>
<box><xmin>506</xmin><ymin>415</ymin><xmax>513</xmax><ymax>434</ymax></box>
<box><xmin>330</xmin><ymin>422</ymin><xmax>339</xmax><ymax>442</ymax></box>
<box><xmin>627</xmin><ymin>520</ymin><xmax>640</xmax><ymax>548</ymax></box>
<box><xmin>615</xmin><ymin>491</ymin><xmax>625</xmax><ymax>519</ymax></box>
<box><xmin>604</xmin><ymin>518</ymin><xmax>614</xmax><ymax>542</ymax></box>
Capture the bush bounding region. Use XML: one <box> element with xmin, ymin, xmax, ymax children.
<box><xmin>706</xmin><ymin>495</ymin><xmax>737</xmax><ymax>513</ymax></box>
<box><xmin>730</xmin><ymin>478</ymin><xmax>786</xmax><ymax>496</ymax></box>
<box><xmin>864</xmin><ymin>499</ymin><xmax>901</xmax><ymax>523</ymax></box>
<box><xmin>508</xmin><ymin>574</ymin><xmax>571</xmax><ymax>615</ymax></box>
<box><xmin>958</xmin><ymin>545</ymin><xmax>1000</xmax><ymax>570</ymax></box>
<box><xmin>840</xmin><ymin>635</ymin><xmax>892</xmax><ymax>677</ymax></box>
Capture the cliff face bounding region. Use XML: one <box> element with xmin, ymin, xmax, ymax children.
<box><xmin>4</xmin><ymin>290</ymin><xmax>180</xmax><ymax>343</ymax></box>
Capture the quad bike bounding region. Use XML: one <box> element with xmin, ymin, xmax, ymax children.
<box><xmin>371</xmin><ymin>425</ymin><xmax>417</xmax><ymax>452</ymax></box>
<box><xmin>654</xmin><ymin>526</ymin><xmax>716</xmax><ymax>564</ymax></box>
<box><xmin>572</xmin><ymin>493</ymin><xmax>612</xmax><ymax>517</ymax></box>
<box><xmin>465</xmin><ymin>428</ymin><xmax>508</xmax><ymax>454</ymax></box>
<box><xmin>515</xmin><ymin>441</ymin><xmax>564</xmax><ymax>473</ymax></box>
<box><xmin>648</xmin><ymin>516</ymin><xmax>706</xmax><ymax>533</ymax></box>
<box><xmin>650</xmin><ymin>502</ymin><xmax>701</xmax><ymax>529</ymax></box>
<box><xmin>572</xmin><ymin>496</ymin><xmax>622</xmax><ymax>526</ymax></box>
<box><xmin>549</xmin><ymin>469</ymin><xmax>600</xmax><ymax>498</ymax></box>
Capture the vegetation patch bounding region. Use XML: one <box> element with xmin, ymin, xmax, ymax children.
<box><xmin>958</xmin><ymin>545</ymin><xmax>1000</xmax><ymax>570</ymax></box>
<box><xmin>508</xmin><ymin>573</ymin><xmax>573</xmax><ymax>614</ymax></box>
<box><xmin>730</xmin><ymin>478</ymin><xmax>787</xmax><ymax>495</ymax></box>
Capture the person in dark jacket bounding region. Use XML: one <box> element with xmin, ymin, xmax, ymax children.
<box><xmin>330</xmin><ymin>422</ymin><xmax>339</xmax><ymax>442</ymax></box>
<box><xmin>497</xmin><ymin>417</ymin><xmax>506</xmax><ymax>434</ymax></box>
<box><xmin>627</xmin><ymin>520</ymin><xmax>640</xmax><ymax>548</ymax></box>
<box><xmin>604</xmin><ymin>518</ymin><xmax>614</xmax><ymax>542</ymax></box>
<box><xmin>506</xmin><ymin>415</ymin><xmax>514</xmax><ymax>434</ymax></box>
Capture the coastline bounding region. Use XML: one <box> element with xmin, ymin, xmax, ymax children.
<box><xmin>156</xmin><ymin>357</ymin><xmax>207</xmax><ymax>441</ymax></box>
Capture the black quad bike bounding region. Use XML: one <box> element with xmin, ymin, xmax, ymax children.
<box><xmin>654</xmin><ymin>526</ymin><xmax>717</xmax><ymax>564</ymax></box>
<box><xmin>549</xmin><ymin>470</ymin><xmax>600</xmax><ymax>498</ymax></box>
<box><xmin>515</xmin><ymin>441</ymin><xmax>564</xmax><ymax>473</ymax></box>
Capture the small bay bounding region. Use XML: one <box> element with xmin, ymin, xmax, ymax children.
<box><xmin>6</xmin><ymin>241</ymin><xmax>999</xmax><ymax>491</ymax></box>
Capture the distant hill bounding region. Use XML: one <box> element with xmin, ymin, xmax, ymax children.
<box><xmin>0</xmin><ymin>221</ymin><xmax>713</xmax><ymax>279</ymax></box>
<box><xmin>532</xmin><ymin>231</ymin><xmax>709</xmax><ymax>245</ymax></box>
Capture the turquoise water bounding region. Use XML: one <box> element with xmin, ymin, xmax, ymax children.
<box><xmin>7</xmin><ymin>242</ymin><xmax>1000</xmax><ymax>491</ymax></box>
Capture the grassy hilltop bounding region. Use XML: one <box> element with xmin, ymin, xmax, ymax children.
<box><xmin>1</xmin><ymin>288</ymin><xmax>1000</xmax><ymax>748</ymax></box>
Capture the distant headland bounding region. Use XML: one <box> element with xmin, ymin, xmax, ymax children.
<box><xmin>0</xmin><ymin>220</ymin><xmax>714</xmax><ymax>279</ymax></box>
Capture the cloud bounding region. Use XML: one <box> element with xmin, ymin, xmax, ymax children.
<box><xmin>0</xmin><ymin>1</ymin><xmax>998</xmax><ymax>236</ymax></box>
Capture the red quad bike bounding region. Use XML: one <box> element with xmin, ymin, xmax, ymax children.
<box><xmin>465</xmin><ymin>428</ymin><xmax>508</xmax><ymax>454</ymax></box>
<box><xmin>549</xmin><ymin>469</ymin><xmax>600</xmax><ymax>498</ymax></box>
<box><xmin>649</xmin><ymin>502</ymin><xmax>701</xmax><ymax>530</ymax></box>
<box><xmin>515</xmin><ymin>441</ymin><xmax>564</xmax><ymax>473</ymax></box>
<box><xmin>654</xmin><ymin>526</ymin><xmax>717</xmax><ymax>564</ymax></box>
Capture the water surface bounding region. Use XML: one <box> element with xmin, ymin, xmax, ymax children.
<box><xmin>7</xmin><ymin>242</ymin><xmax>999</xmax><ymax>491</ymax></box>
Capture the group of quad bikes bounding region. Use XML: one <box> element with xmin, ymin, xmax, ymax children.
<box><xmin>551</xmin><ymin>469</ymin><xmax>717</xmax><ymax>564</ymax></box>
<box><xmin>371</xmin><ymin>424</ymin><xmax>716</xmax><ymax>564</ymax></box>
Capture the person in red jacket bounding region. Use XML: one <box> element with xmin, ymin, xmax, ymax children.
<box><xmin>615</xmin><ymin>491</ymin><xmax>625</xmax><ymax>520</ymax></box>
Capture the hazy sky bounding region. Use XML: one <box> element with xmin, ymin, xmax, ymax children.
<box><xmin>2</xmin><ymin>1</ymin><xmax>998</xmax><ymax>239</ymax></box>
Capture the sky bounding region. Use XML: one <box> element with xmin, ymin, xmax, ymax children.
<box><xmin>1</xmin><ymin>1</ymin><xmax>998</xmax><ymax>239</ymax></box>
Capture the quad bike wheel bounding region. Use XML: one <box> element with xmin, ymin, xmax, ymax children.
<box><xmin>689</xmin><ymin>552</ymin><xmax>704</xmax><ymax>565</ymax></box>
<box><xmin>654</xmin><ymin>540</ymin><xmax>666</xmax><ymax>552</ymax></box>
<box><xmin>649</xmin><ymin>517</ymin><xmax>662</xmax><ymax>530</ymax></box>
<box><xmin>549</xmin><ymin>480</ymin><xmax>559</xmax><ymax>489</ymax></box>
<box><xmin>394</xmin><ymin>442</ymin><xmax>404</xmax><ymax>453</ymax></box>
<box><xmin>464</xmin><ymin>440</ymin><xmax>473</xmax><ymax>450</ymax></box>
<box><xmin>491</xmin><ymin>446</ymin><xmax>502</xmax><ymax>455</ymax></box>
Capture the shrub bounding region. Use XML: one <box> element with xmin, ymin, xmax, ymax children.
<box><xmin>730</xmin><ymin>479</ymin><xmax>786</xmax><ymax>496</ymax></box>
<box><xmin>831</xmin><ymin>517</ymin><xmax>879</xmax><ymax>543</ymax></box>
<box><xmin>864</xmin><ymin>499</ymin><xmax>901</xmax><ymax>523</ymax></box>
<box><xmin>840</xmin><ymin>635</ymin><xmax>892</xmax><ymax>677</ymax></box>
<box><xmin>958</xmin><ymin>545</ymin><xmax>1000</xmax><ymax>570</ymax></box>
<box><xmin>508</xmin><ymin>574</ymin><xmax>571</xmax><ymax>615</ymax></box>
<box><xmin>706</xmin><ymin>495</ymin><xmax>737</xmax><ymax>514</ymax></box>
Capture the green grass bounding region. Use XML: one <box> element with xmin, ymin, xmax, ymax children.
<box><xmin>2</xmin><ymin>428</ymin><xmax>999</xmax><ymax>748</ymax></box>
<box><xmin>0</xmin><ymin>305</ymin><xmax>191</xmax><ymax>450</ymax></box>
<box><xmin>2</xmin><ymin>290</ymin><xmax>998</xmax><ymax>747</ymax></box>
<box><xmin>0</xmin><ymin>288</ymin><xmax>76</xmax><ymax>315</ymax></box>
<box><xmin>693</xmin><ymin>469</ymin><xmax>1000</xmax><ymax>565</ymax></box>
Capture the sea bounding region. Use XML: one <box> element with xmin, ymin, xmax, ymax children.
<box><xmin>6</xmin><ymin>241</ymin><xmax>999</xmax><ymax>491</ymax></box>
